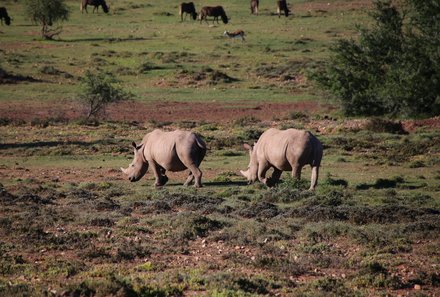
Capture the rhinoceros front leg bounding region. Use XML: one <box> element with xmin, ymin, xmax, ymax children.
<box><xmin>258</xmin><ymin>161</ymin><xmax>270</xmax><ymax>185</ymax></box>
<box><xmin>151</xmin><ymin>163</ymin><xmax>168</xmax><ymax>187</ymax></box>
<box><xmin>267</xmin><ymin>168</ymin><xmax>282</xmax><ymax>187</ymax></box>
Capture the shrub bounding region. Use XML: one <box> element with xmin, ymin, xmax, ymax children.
<box><xmin>313</xmin><ymin>0</ymin><xmax>440</xmax><ymax>117</ymax></box>
<box><xmin>24</xmin><ymin>0</ymin><xmax>70</xmax><ymax>39</ymax></box>
<box><xmin>365</xmin><ymin>118</ymin><xmax>406</xmax><ymax>134</ymax></box>
<box><xmin>79</xmin><ymin>70</ymin><xmax>130</xmax><ymax>119</ymax></box>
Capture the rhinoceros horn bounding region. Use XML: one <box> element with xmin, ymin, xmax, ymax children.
<box><xmin>120</xmin><ymin>167</ymin><xmax>127</xmax><ymax>174</ymax></box>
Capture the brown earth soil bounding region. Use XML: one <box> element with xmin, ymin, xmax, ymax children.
<box><xmin>0</xmin><ymin>99</ymin><xmax>335</xmax><ymax>123</ymax></box>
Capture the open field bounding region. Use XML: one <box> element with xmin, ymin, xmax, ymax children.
<box><xmin>1</xmin><ymin>0</ymin><xmax>439</xmax><ymax>296</ymax></box>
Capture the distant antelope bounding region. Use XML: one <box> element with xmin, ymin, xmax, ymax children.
<box><xmin>250</xmin><ymin>0</ymin><xmax>259</xmax><ymax>15</ymax></box>
<box><xmin>179</xmin><ymin>2</ymin><xmax>197</xmax><ymax>21</ymax></box>
<box><xmin>0</xmin><ymin>7</ymin><xmax>11</xmax><ymax>25</ymax></box>
<box><xmin>81</xmin><ymin>0</ymin><xmax>109</xmax><ymax>14</ymax></box>
<box><xmin>276</xmin><ymin>0</ymin><xmax>289</xmax><ymax>17</ymax></box>
<box><xmin>199</xmin><ymin>6</ymin><xmax>228</xmax><ymax>25</ymax></box>
<box><xmin>224</xmin><ymin>30</ymin><xmax>245</xmax><ymax>41</ymax></box>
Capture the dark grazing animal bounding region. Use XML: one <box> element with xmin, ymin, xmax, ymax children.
<box><xmin>250</xmin><ymin>0</ymin><xmax>259</xmax><ymax>15</ymax></box>
<box><xmin>81</xmin><ymin>0</ymin><xmax>109</xmax><ymax>14</ymax></box>
<box><xmin>179</xmin><ymin>2</ymin><xmax>197</xmax><ymax>21</ymax></box>
<box><xmin>199</xmin><ymin>6</ymin><xmax>228</xmax><ymax>24</ymax></box>
<box><xmin>0</xmin><ymin>7</ymin><xmax>11</xmax><ymax>26</ymax></box>
<box><xmin>276</xmin><ymin>0</ymin><xmax>289</xmax><ymax>17</ymax></box>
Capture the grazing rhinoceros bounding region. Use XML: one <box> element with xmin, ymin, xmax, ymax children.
<box><xmin>121</xmin><ymin>129</ymin><xmax>206</xmax><ymax>187</ymax></box>
<box><xmin>240</xmin><ymin>128</ymin><xmax>323</xmax><ymax>190</ymax></box>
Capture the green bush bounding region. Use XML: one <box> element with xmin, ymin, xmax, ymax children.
<box><xmin>313</xmin><ymin>0</ymin><xmax>440</xmax><ymax>117</ymax></box>
<box><xmin>25</xmin><ymin>0</ymin><xmax>70</xmax><ymax>39</ymax></box>
<box><xmin>79</xmin><ymin>70</ymin><xmax>130</xmax><ymax>119</ymax></box>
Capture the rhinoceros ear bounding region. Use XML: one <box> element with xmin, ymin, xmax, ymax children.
<box><xmin>243</xmin><ymin>143</ymin><xmax>252</xmax><ymax>151</ymax></box>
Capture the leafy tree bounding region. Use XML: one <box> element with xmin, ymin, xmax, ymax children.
<box><xmin>313</xmin><ymin>0</ymin><xmax>440</xmax><ymax>117</ymax></box>
<box><xmin>25</xmin><ymin>0</ymin><xmax>70</xmax><ymax>39</ymax></box>
<box><xmin>79</xmin><ymin>71</ymin><xmax>131</xmax><ymax>119</ymax></box>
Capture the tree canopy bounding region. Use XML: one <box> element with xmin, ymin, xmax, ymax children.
<box><xmin>25</xmin><ymin>0</ymin><xmax>70</xmax><ymax>39</ymax></box>
<box><xmin>313</xmin><ymin>0</ymin><xmax>440</xmax><ymax>117</ymax></box>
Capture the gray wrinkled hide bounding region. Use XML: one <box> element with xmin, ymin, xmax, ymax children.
<box><xmin>241</xmin><ymin>128</ymin><xmax>323</xmax><ymax>190</ymax></box>
<box><xmin>121</xmin><ymin>129</ymin><xmax>206</xmax><ymax>187</ymax></box>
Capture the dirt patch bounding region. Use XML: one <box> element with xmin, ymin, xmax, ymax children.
<box><xmin>0</xmin><ymin>99</ymin><xmax>334</xmax><ymax>123</ymax></box>
<box><xmin>402</xmin><ymin>117</ymin><xmax>440</xmax><ymax>132</ymax></box>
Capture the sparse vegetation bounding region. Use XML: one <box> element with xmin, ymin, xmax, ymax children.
<box><xmin>0</xmin><ymin>0</ymin><xmax>439</xmax><ymax>295</ymax></box>
<box><xmin>24</xmin><ymin>0</ymin><xmax>70</xmax><ymax>39</ymax></box>
<box><xmin>314</xmin><ymin>0</ymin><xmax>440</xmax><ymax>117</ymax></box>
<box><xmin>79</xmin><ymin>70</ymin><xmax>131</xmax><ymax>119</ymax></box>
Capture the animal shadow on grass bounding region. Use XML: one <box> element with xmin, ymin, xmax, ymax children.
<box><xmin>204</xmin><ymin>180</ymin><xmax>248</xmax><ymax>187</ymax></box>
<box><xmin>164</xmin><ymin>180</ymin><xmax>248</xmax><ymax>187</ymax></box>
<box><xmin>0</xmin><ymin>139</ymin><xmax>118</xmax><ymax>150</ymax></box>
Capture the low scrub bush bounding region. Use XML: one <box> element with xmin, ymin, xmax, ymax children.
<box><xmin>365</xmin><ymin>118</ymin><xmax>407</xmax><ymax>134</ymax></box>
<box><xmin>79</xmin><ymin>70</ymin><xmax>131</xmax><ymax>119</ymax></box>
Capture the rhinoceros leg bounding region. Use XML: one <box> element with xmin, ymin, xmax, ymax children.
<box><xmin>186</xmin><ymin>164</ymin><xmax>202</xmax><ymax>187</ymax></box>
<box><xmin>309</xmin><ymin>165</ymin><xmax>319</xmax><ymax>190</ymax></box>
<box><xmin>257</xmin><ymin>161</ymin><xmax>270</xmax><ymax>185</ymax></box>
<box><xmin>184</xmin><ymin>171</ymin><xmax>194</xmax><ymax>186</ymax></box>
<box><xmin>267</xmin><ymin>168</ymin><xmax>282</xmax><ymax>187</ymax></box>
<box><xmin>291</xmin><ymin>164</ymin><xmax>301</xmax><ymax>180</ymax></box>
<box><xmin>151</xmin><ymin>163</ymin><xmax>168</xmax><ymax>187</ymax></box>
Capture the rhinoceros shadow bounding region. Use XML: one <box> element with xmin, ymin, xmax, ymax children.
<box><xmin>203</xmin><ymin>181</ymin><xmax>248</xmax><ymax>187</ymax></box>
<box><xmin>164</xmin><ymin>181</ymin><xmax>248</xmax><ymax>187</ymax></box>
<box><xmin>0</xmin><ymin>140</ymin><xmax>109</xmax><ymax>149</ymax></box>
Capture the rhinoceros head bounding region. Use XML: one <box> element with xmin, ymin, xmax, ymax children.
<box><xmin>240</xmin><ymin>143</ymin><xmax>258</xmax><ymax>184</ymax></box>
<box><xmin>121</xmin><ymin>142</ymin><xmax>149</xmax><ymax>182</ymax></box>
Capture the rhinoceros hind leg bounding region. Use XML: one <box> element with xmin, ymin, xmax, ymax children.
<box><xmin>309</xmin><ymin>165</ymin><xmax>319</xmax><ymax>190</ymax></box>
<box><xmin>184</xmin><ymin>172</ymin><xmax>194</xmax><ymax>186</ymax></box>
<box><xmin>186</xmin><ymin>164</ymin><xmax>202</xmax><ymax>187</ymax></box>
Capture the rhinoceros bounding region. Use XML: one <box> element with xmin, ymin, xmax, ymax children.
<box><xmin>240</xmin><ymin>128</ymin><xmax>323</xmax><ymax>190</ymax></box>
<box><xmin>121</xmin><ymin>129</ymin><xmax>206</xmax><ymax>187</ymax></box>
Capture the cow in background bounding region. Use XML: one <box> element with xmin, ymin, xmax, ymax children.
<box><xmin>0</xmin><ymin>7</ymin><xmax>11</xmax><ymax>25</ymax></box>
<box><xmin>276</xmin><ymin>0</ymin><xmax>289</xmax><ymax>17</ymax></box>
<box><xmin>200</xmin><ymin>6</ymin><xmax>228</xmax><ymax>24</ymax></box>
<box><xmin>250</xmin><ymin>0</ymin><xmax>259</xmax><ymax>15</ymax></box>
<box><xmin>179</xmin><ymin>2</ymin><xmax>197</xmax><ymax>21</ymax></box>
<box><xmin>81</xmin><ymin>0</ymin><xmax>109</xmax><ymax>14</ymax></box>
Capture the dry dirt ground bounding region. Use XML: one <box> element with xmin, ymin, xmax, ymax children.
<box><xmin>0</xmin><ymin>99</ymin><xmax>335</xmax><ymax>123</ymax></box>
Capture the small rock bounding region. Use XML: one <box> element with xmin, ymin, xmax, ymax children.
<box><xmin>414</xmin><ymin>284</ymin><xmax>421</xmax><ymax>290</ymax></box>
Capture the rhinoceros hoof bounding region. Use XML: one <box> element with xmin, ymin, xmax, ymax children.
<box><xmin>160</xmin><ymin>175</ymin><xmax>169</xmax><ymax>185</ymax></box>
<box><xmin>266</xmin><ymin>177</ymin><xmax>276</xmax><ymax>187</ymax></box>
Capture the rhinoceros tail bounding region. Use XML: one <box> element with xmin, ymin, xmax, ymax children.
<box><xmin>195</xmin><ymin>135</ymin><xmax>206</xmax><ymax>150</ymax></box>
<box><xmin>311</xmin><ymin>136</ymin><xmax>323</xmax><ymax>167</ymax></box>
